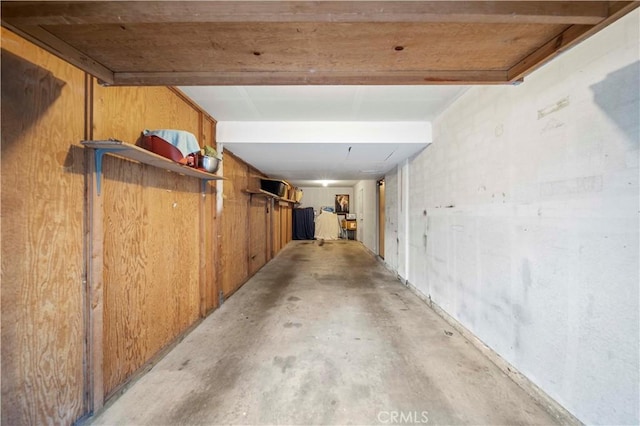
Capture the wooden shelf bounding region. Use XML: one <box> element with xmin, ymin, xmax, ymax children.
<box><xmin>82</xmin><ymin>139</ymin><xmax>224</xmax><ymax>195</ymax></box>
<box><xmin>244</xmin><ymin>188</ymin><xmax>274</xmax><ymax>198</ymax></box>
<box><xmin>243</xmin><ymin>188</ymin><xmax>297</xmax><ymax>204</ymax></box>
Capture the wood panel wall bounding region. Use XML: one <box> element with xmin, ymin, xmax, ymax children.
<box><xmin>91</xmin><ymin>84</ymin><xmax>206</xmax><ymax>397</ymax></box>
<box><xmin>247</xmin><ymin>168</ymin><xmax>269</xmax><ymax>274</ymax></box>
<box><xmin>220</xmin><ymin>152</ymin><xmax>249</xmax><ymax>296</ymax></box>
<box><xmin>281</xmin><ymin>202</ymin><xmax>293</xmax><ymax>246</ymax></box>
<box><xmin>219</xmin><ymin>152</ymin><xmax>292</xmax><ymax>297</ymax></box>
<box><xmin>1</xmin><ymin>28</ymin><xmax>292</xmax><ymax>425</ymax></box>
<box><xmin>1</xmin><ymin>28</ymin><xmax>86</xmax><ymax>425</ymax></box>
<box><xmin>269</xmin><ymin>200</ymin><xmax>293</xmax><ymax>257</ymax></box>
<box><xmin>272</xmin><ymin>202</ymin><xmax>282</xmax><ymax>256</ymax></box>
<box><xmin>249</xmin><ymin>196</ymin><xmax>269</xmax><ymax>274</ymax></box>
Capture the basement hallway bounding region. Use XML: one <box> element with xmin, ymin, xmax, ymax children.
<box><xmin>91</xmin><ymin>241</ymin><xmax>561</xmax><ymax>426</ymax></box>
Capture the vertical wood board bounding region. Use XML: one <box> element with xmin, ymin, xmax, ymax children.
<box><xmin>249</xmin><ymin>196</ymin><xmax>268</xmax><ymax>275</ymax></box>
<box><xmin>272</xmin><ymin>202</ymin><xmax>282</xmax><ymax>255</ymax></box>
<box><xmin>202</xmin><ymin>117</ymin><xmax>218</xmax><ymax>312</ymax></box>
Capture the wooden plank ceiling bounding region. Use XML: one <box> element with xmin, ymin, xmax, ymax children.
<box><xmin>2</xmin><ymin>1</ymin><xmax>638</xmax><ymax>85</ymax></box>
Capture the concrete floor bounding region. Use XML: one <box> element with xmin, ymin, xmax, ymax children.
<box><xmin>91</xmin><ymin>240</ymin><xmax>560</xmax><ymax>425</ymax></box>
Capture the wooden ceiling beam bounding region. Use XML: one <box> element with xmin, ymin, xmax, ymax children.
<box><xmin>508</xmin><ymin>1</ymin><xmax>639</xmax><ymax>81</ymax></box>
<box><xmin>2</xmin><ymin>1</ymin><xmax>610</xmax><ymax>26</ymax></box>
<box><xmin>0</xmin><ymin>21</ymin><xmax>114</xmax><ymax>83</ymax></box>
<box><xmin>2</xmin><ymin>1</ymin><xmax>636</xmax><ymax>87</ymax></box>
<box><xmin>110</xmin><ymin>70</ymin><xmax>509</xmax><ymax>86</ymax></box>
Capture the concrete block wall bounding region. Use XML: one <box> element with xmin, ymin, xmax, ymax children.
<box><xmin>384</xmin><ymin>170</ymin><xmax>399</xmax><ymax>271</ymax></box>
<box><xmin>385</xmin><ymin>10</ymin><xmax>639</xmax><ymax>425</ymax></box>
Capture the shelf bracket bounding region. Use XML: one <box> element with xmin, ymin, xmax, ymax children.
<box><xmin>201</xmin><ymin>179</ymin><xmax>218</xmax><ymax>194</ymax></box>
<box><xmin>94</xmin><ymin>147</ymin><xmax>127</xmax><ymax>196</ymax></box>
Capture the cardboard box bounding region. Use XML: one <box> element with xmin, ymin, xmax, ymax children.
<box><xmin>342</xmin><ymin>220</ymin><xmax>357</xmax><ymax>230</ymax></box>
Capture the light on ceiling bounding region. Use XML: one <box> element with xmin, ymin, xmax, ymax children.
<box><xmin>318</xmin><ymin>180</ymin><xmax>335</xmax><ymax>187</ymax></box>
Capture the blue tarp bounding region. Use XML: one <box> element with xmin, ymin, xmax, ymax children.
<box><xmin>292</xmin><ymin>207</ymin><xmax>315</xmax><ymax>240</ymax></box>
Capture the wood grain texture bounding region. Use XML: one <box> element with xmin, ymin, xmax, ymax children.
<box><xmin>113</xmin><ymin>69</ymin><xmax>508</xmax><ymax>86</ymax></box>
<box><xmin>87</xmin><ymin>146</ymin><xmax>105</xmax><ymax>413</ymax></box>
<box><xmin>247</xmin><ymin>166</ymin><xmax>269</xmax><ymax>273</ymax></box>
<box><xmin>220</xmin><ymin>152</ymin><xmax>249</xmax><ymax>296</ymax></box>
<box><xmin>279</xmin><ymin>202</ymin><xmax>293</xmax><ymax>249</ymax></box>
<box><xmin>286</xmin><ymin>204</ymin><xmax>292</xmax><ymax>243</ymax></box>
<box><xmin>508</xmin><ymin>1</ymin><xmax>640</xmax><ymax>81</ymax></box>
<box><xmin>1</xmin><ymin>26</ymin><xmax>278</xmax><ymax>422</ymax></box>
<box><xmin>2</xmin><ymin>2</ymin><xmax>610</xmax><ymax>25</ymax></box>
<box><xmin>220</xmin><ymin>152</ymin><xmax>275</xmax><ymax>295</ymax></box>
<box><xmin>272</xmin><ymin>202</ymin><xmax>282</xmax><ymax>256</ymax></box>
<box><xmin>277</xmin><ymin>203</ymin><xmax>284</xmax><ymax>252</ymax></box>
<box><xmin>92</xmin><ymin>83</ymin><xmax>203</xmax><ymax>396</ymax></box>
<box><xmin>5</xmin><ymin>23</ymin><xmax>115</xmax><ymax>83</ymax></box>
<box><xmin>249</xmin><ymin>196</ymin><xmax>268</xmax><ymax>275</ymax></box>
<box><xmin>266</xmin><ymin>198</ymin><xmax>273</xmax><ymax>262</ymax></box>
<box><xmin>1</xmin><ymin>27</ymin><xmax>86</xmax><ymax>425</ymax></box>
<box><xmin>3</xmin><ymin>1</ymin><xmax>636</xmax><ymax>85</ymax></box>
<box><xmin>43</xmin><ymin>22</ymin><xmax>568</xmax><ymax>73</ymax></box>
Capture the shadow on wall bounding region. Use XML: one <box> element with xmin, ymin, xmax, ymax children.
<box><xmin>1</xmin><ymin>48</ymin><xmax>65</xmax><ymax>148</ymax></box>
<box><xmin>2</xmin><ymin>49</ymin><xmax>202</xmax><ymax>192</ymax></box>
<box><xmin>590</xmin><ymin>60</ymin><xmax>639</xmax><ymax>145</ymax></box>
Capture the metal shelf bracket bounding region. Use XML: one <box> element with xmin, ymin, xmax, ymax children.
<box><xmin>94</xmin><ymin>147</ymin><xmax>127</xmax><ymax>196</ymax></box>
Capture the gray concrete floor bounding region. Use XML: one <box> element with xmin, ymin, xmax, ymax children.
<box><xmin>91</xmin><ymin>240</ymin><xmax>559</xmax><ymax>425</ymax></box>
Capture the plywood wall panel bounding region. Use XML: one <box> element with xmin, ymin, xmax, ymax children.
<box><xmin>278</xmin><ymin>202</ymin><xmax>293</xmax><ymax>250</ymax></box>
<box><xmin>92</xmin><ymin>84</ymin><xmax>202</xmax><ymax>396</ymax></box>
<box><xmin>201</xmin><ymin>115</ymin><xmax>216</xmax><ymax>148</ymax></box>
<box><xmin>271</xmin><ymin>202</ymin><xmax>281</xmax><ymax>256</ymax></box>
<box><xmin>1</xmin><ymin>28</ymin><xmax>85</xmax><ymax>425</ymax></box>
<box><xmin>220</xmin><ymin>152</ymin><xmax>249</xmax><ymax>296</ymax></box>
<box><xmin>287</xmin><ymin>205</ymin><xmax>293</xmax><ymax>243</ymax></box>
<box><xmin>249</xmin><ymin>196</ymin><xmax>268</xmax><ymax>275</ymax></box>
<box><xmin>3</xmin><ymin>27</ymin><xmax>283</xmax><ymax>422</ymax></box>
<box><xmin>279</xmin><ymin>203</ymin><xmax>287</xmax><ymax>250</ymax></box>
<box><xmin>93</xmin><ymin>85</ymin><xmax>200</xmax><ymax>143</ymax></box>
<box><xmin>247</xmin><ymin>165</ymin><xmax>270</xmax><ymax>273</ymax></box>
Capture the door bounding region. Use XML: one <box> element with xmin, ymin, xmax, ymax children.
<box><xmin>358</xmin><ymin>187</ymin><xmax>364</xmax><ymax>242</ymax></box>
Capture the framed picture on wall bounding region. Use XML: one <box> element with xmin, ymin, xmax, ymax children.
<box><xmin>335</xmin><ymin>194</ymin><xmax>349</xmax><ymax>213</ymax></box>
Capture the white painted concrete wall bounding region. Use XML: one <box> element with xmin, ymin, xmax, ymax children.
<box><xmin>385</xmin><ymin>10</ymin><xmax>639</xmax><ymax>425</ymax></box>
<box><xmin>297</xmin><ymin>186</ymin><xmax>354</xmax><ymax>215</ymax></box>
<box><xmin>353</xmin><ymin>180</ymin><xmax>378</xmax><ymax>253</ymax></box>
<box><xmin>383</xmin><ymin>162</ymin><xmax>412</xmax><ymax>282</ymax></box>
<box><xmin>384</xmin><ymin>169</ymin><xmax>399</xmax><ymax>272</ymax></box>
<box><xmin>396</xmin><ymin>160</ymin><xmax>411</xmax><ymax>280</ymax></box>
